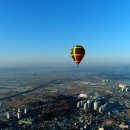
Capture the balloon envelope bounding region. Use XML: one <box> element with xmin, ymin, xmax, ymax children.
<box><xmin>70</xmin><ymin>45</ymin><xmax>85</xmax><ymax>66</ymax></box>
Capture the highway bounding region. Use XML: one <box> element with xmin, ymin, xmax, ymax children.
<box><xmin>0</xmin><ymin>79</ymin><xmax>59</xmax><ymax>101</ymax></box>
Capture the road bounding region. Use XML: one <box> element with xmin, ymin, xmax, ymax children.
<box><xmin>0</xmin><ymin>79</ymin><xmax>59</xmax><ymax>101</ymax></box>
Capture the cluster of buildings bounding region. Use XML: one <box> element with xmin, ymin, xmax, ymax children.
<box><xmin>0</xmin><ymin>86</ymin><xmax>130</xmax><ymax>130</ymax></box>
<box><xmin>6</xmin><ymin>108</ymin><xmax>28</xmax><ymax>120</ymax></box>
<box><xmin>77</xmin><ymin>100</ymin><xmax>101</xmax><ymax>112</ymax></box>
<box><xmin>0</xmin><ymin>107</ymin><xmax>36</xmax><ymax>129</ymax></box>
<box><xmin>75</xmin><ymin>92</ymin><xmax>130</xmax><ymax>130</ymax></box>
<box><xmin>119</xmin><ymin>84</ymin><xmax>130</xmax><ymax>92</ymax></box>
<box><xmin>77</xmin><ymin>94</ymin><xmax>108</xmax><ymax>113</ymax></box>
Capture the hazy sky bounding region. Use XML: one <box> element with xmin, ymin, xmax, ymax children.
<box><xmin>0</xmin><ymin>0</ymin><xmax>130</xmax><ymax>67</ymax></box>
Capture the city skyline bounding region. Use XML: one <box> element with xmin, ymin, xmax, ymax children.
<box><xmin>0</xmin><ymin>0</ymin><xmax>130</xmax><ymax>67</ymax></box>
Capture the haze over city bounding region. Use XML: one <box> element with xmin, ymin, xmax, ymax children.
<box><xmin>0</xmin><ymin>0</ymin><xmax>130</xmax><ymax>67</ymax></box>
<box><xmin>1</xmin><ymin>1</ymin><xmax>130</xmax><ymax>130</ymax></box>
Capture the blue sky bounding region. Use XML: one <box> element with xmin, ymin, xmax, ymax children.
<box><xmin>0</xmin><ymin>0</ymin><xmax>130</xmax><ymax>67</ymax></box>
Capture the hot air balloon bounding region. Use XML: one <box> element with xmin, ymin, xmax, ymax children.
<box><xmin>70</xmin><ymin>45</ymin><xmax>85</xmax><ymax>67</ymax></box>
